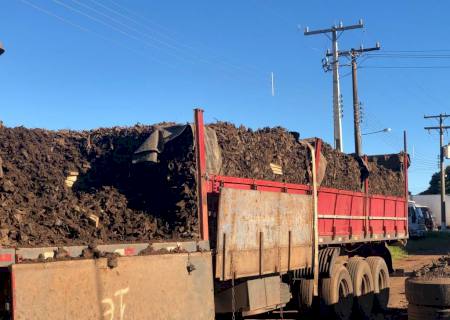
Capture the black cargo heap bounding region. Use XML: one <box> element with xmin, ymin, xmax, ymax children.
<box><xmin>0</xmin><ymin>122</ymin><xmax>404</xmax><ymax>247</ymax></box>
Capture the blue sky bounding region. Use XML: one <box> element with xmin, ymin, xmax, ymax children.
<box><xmin>1</xmin><ymin>0</ymin><xmax>449</xmax><ymax>194</ymax></box>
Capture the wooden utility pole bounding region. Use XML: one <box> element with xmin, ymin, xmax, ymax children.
<box><xmin>327</xmin><ymin>44</ymin><xmax>380</xmax><ymax>156</ymax></box>
<box><xmin>424</xmin><ymin>113</ymin><xmax>450</xmax><ymax>229</ymax></box>
<box><xmin>304</xmin><ymin>20</ymin><xmax>364</xmax><ymax>152</ymax></box>
<box><xmin>351</xmin><ymin>53</ymin><xmax>362</xmax><ymax>156</ymax></box>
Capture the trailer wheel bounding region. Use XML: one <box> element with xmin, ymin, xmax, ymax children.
<box><xmin>296</xmin><ymin>278</ymin><xmax>314</xmax><ymax>312</ymax></box>
<box><xmin>320</xmin><ymin>264</ymin><xmax>354</xmax><ymax>320</ymax></box>
<box><xmin>366</xmin><ymin>256</ymin><xmax>390</xmax><ymax>311</ymax></box>
<box><xmin>347</xmin><ymin>258</ymin><xmax>374</xmax><ymax>318</ymax></box>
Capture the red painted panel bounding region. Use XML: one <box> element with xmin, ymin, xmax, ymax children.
<box><xmin>385</xmin><ymin>199</ymin><xmax>396</xmax><ymax>217</ymax></box>
<box><xmin>370</xmin><ymin>198</ymin><xmax>385</xmax><ymax>217</ymax></box>
<box><xmin>334</xmin><ymin>194</ymin><xmax>352</xmax><ymax>235</ymax></box>
<box><xmin>207</xmin><ymin>174</ymin><xmax>407</xmax><ymax>242</ymax></box>
<box><xmin>350</xmin><ymin>194</ymin><xmax>365</xmax><ymax>237</ymax></box>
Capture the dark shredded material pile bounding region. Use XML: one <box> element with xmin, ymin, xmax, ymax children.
<box><xmin>209</xmin><ymin>123</ymin><xmax>311</xmax><ymax>184</ymax></box>
<box><xmin>413</xmin><ymin>256</ymin><xmax>450</xmax><ymax>279</ymax></box>
<box><xmin>0</xmin><ymin>121</ymin><xmax>404</xmax><ymax>247</ymax></box>
<box><xmin>367</xmin><ymin>161</ymin><xmax>405</xmax><ymax>197</ymax></box>
<box><xmin>320</xmin><ymin>142</ymin><xmax>362</xmax><ymax>192</ymax></box>
<box><xmin>210</xmin><ymin>122</ymin><xmax>404</xmax><ymax>195</ymax></box>
<box><xmin>0</xmin><ymin>125</ymin><xmax>198</xmax><ymax>247</ymax></box>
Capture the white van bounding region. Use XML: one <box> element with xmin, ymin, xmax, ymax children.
<box><xmin>408</xmin><ymin>201</ymin><xmax>427</xmax><ymax>238</ymax></box>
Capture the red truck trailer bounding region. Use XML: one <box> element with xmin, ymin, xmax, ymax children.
<box><xmin>0</xmin><ymin>109</ymin><xmax>408</xmax><ymax>320</ymax></box>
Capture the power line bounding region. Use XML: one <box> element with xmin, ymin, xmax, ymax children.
<box><xmin>95</xmin><ymin>0</ymin><xmax>268</xmax><ymax>79</ymax></box>
<box><xmin>72</xmin><ymin>0</ymin><xmax>186</xmax><ymax>53</ymax></box>
<box><xmin>361</xmin><ymin>65</ymin><xmax>450</xmax><ymax>69</ymax></box>
<box><xmin>21</xmin><ymin>0</ymin><xmax>272</xmax><ymax>93</ymax></box>
<box><xmin>362</xmin><ymin>108</ymin><xmax>437</xmax><ymax>166</ymax></box>
<box><xmin>383</xmin><ymin>49</ymin><xmax>450</xmax><ymax>53</ymax></box>
<box><xmin>366</xmin><ymin>53</ymin><xmax>450</xmax><ymax>58</ymax></box>
<box><xmin>52</xmin><ymin>0</ymin><xmax>197</xmax><ymax>63</ymax></box>
<box><xmin>94</xmin><ymin>1</ymin><xmax>271</xmax><ymax>83</ymax></box>
<box><xmin>18</xmin><ymin>0</ymin><xmax>168</xmax><ymax>64</ymax></box>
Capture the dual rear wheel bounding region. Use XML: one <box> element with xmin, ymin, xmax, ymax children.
<box><xmin>308</xmin><ymin>256</ymin><xmax>389</xmax><ymax>320</ymax></box>
<box><xmin>320</xmin><ymin>263</ymin><xmax>354</xmax><ymax>319</ymax></box>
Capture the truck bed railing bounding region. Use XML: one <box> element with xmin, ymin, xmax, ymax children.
<box><xmin>0</xmin><ymin>240</ymin><xmax>210</xmax><ymax>267</ymax></box>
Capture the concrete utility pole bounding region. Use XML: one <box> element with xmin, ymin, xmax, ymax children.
<box><xmin>424</xmin><ymin>113</ymin><xmax>450</xmax><ymax>229</ymax></box>
<box><xmin>304</xmin><ymin>20</ymin><xmax>363</xmax><ymax>152</ymax></box>
<box><xmin>327</xmin><ymin>44</ymin><xmax>381</xmax><ymax>156</ymax></box>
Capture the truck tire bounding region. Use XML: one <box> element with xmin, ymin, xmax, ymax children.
<box><xmin>366</xmin><ymin>256</ymin><xmax>390</xmax><ymax>311</ymax></box>
<box><xmin>408</xmin><ymin>303</ymin><xmax>450</xmax><ymax>320</ymax></box>
<box><xmin>406</xmin><ymin>277</ymin><xmax>450</xmax><ymax>307</ymax></box>
<box><xmin>297</xmin><ymin>278</ymin><xmax>314</xmax><ymax>312</ymax></box>
<box><xmin>320</xmin><ymin>264</ymin><xmax>354</xmax><ymax>320</ymax></box>
<box><xmin>347</xmin><ymin>257</ymin><xmax>374</xmax><ymax>319</ymax></box>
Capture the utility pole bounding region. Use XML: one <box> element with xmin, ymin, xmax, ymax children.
<box><xmin>351</xmin><ymin>53</ymin><xmax>362</xmax><ymax>157</ymax></box>
<box><xmin>424</xmin><ymin>113</ymin><xmax>450</xmax><ymax>229</ymax></box>
<box><xmin>327</xmin><ymin>44</ymin><xmax>381</xmax><ymax>156</ymax></box>
<box><xmin>304</xmin><ymin>20</ymin><xmax>363</xmax><ymax>152</ymax></box>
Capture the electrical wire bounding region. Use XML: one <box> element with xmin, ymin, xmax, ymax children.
<box><xmin>18</xmin><ymin>0</ymin><xmax>170</xmax><ymax>65</ymax></box>
<box><xmin>52</xmin><ymin>0</ymin><xmax>195</xmax><ymax>63</ymax></box>
<box><xmin>361</xmin><ymin>65</ymin><xmax>450</xmax><ymax>69</ymax></box>
<box><xmin>94</xmin><ymin>0</ymin><xmax>269</xmax><ymax>79</ymax></box>
<box><xmin>24</xmin><ymin>0</ymin><xmax>269</xmax><ymax>89</ymax></box>
<box><xmin>383</xmin><ymin>50</ymin><xmax>450</xmax><ymax>53</ymax></box>
<box><xmin>64</xmin><ymin>0</ymin><xmax>269</xmax><ymax>85</ymax></box>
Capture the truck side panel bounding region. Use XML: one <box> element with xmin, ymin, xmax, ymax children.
<box><xmin>317</xmin><ymin>188</ymin><xmax>407</xmax><ymax>244</ymax></box>
<box><xmin>12</xmin><ymin>252</ymin><xmax>214</xmax><ymax>320</ymax></box>
<box><xmin>215</xmin><ymin>188</ymin><xmax>314</xmax><ymax>280</ymax></box>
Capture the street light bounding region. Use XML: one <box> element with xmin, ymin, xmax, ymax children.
<box><xmin>0</xmin><ymin>42</ymin><xmax>4</xmax><ymax>56</ymax></box>
<box><xmin>362</xmin><ymin>128</ymin><xmax>391</xmax><ymax>136</ymax></box>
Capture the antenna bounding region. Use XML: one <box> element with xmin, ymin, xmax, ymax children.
<box><xmin>271</xmin><ymin>72</ymin><xmax>275</xmax><ymax>97</ymax></box>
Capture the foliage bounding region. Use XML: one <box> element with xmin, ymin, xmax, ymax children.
<box><xmin>421</xmin><ymin>166</ymin><xmax>450</xmax><ymax>194</ymax></box>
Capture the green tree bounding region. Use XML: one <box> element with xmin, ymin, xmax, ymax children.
<box><xmin>421</xmin><ymin>165</ymin><xmax>450</xmax><ymax>194</ymax></box>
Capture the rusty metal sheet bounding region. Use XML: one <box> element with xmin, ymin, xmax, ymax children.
<box><xmin>12</xmin><ymin>252</ymin><xmax>214</xmax><ymax>320</ymax></box>
<box><xmin>216</xmin><ymin>188</ymin><xmax>314</xmax><ymax>280</ymax></box>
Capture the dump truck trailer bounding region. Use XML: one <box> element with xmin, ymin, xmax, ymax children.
<box><xmin>0</xmin><ymin>109</ymin><xmax>408</xmax><ymax>320</ymax></box>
